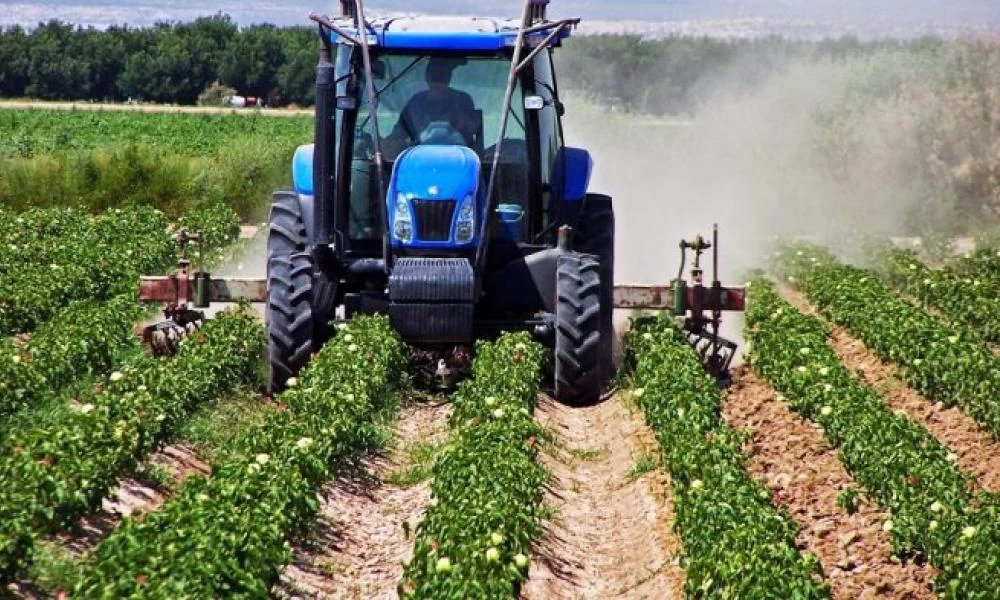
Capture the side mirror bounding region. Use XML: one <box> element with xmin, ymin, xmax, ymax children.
<box><xmin>554</xmin><ymin>147</ymin><xmax>593</xmax><ymax>203</ymax></box>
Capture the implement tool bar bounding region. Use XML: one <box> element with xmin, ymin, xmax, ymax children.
<box><xmin>139</xmin><ymin>276</ymin><xmax>743</xmax><ymax>311</ymax></box>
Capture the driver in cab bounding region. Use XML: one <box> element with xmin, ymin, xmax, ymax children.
<box><xmin>384</xmin><ymin>58</ymin><xmax>476</xmax><ymax>156</ymax></box>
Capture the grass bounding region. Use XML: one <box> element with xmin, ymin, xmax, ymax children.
<box><xmin>625</xmin><ymin>452</ymin><xmax>658</xmax><ymax>483</ymax></box>
<box><xmin>27</xmin><ymin>542</ymin><xmax>83</xmax><ymax>596</ymax></box>
<box><xmin>172</xmin><ymin>386</ymin><xmax>274</xmax><ymax>463</ymax></box>
<box><xmin>568</xmin><ymin>446</ymin><xmax>606</xmax><ymax>462</ymax></box>
<box><xmin>384</xmin><ymin>440</ymin><xmax>442</xmax><ymax>487</ymax></box>
<box><xmin>131</xmin><ymin>461</ymin><xmax>176</xmax><ymax>491</ymax></box>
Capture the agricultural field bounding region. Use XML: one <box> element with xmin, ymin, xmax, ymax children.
<box><xmin>4</xmin><ymin>51</ymin><xmax>1000</xmax><ymax>600</ymax></box>
<box><xmin>2</xmin><ymin>185</ymin><xmax>1000</xmax><ymax>599</ymax></box>
<box><xmin>0</xmin><ymin>108</ymin><xmax>311</xmax><ymax>220</ymax></box>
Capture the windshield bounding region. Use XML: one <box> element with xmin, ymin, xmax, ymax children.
<box><xmin>347</xmin><ymin>54</ymin><xmax>528</xmax><ymax>242</ymax></box>
<box><xmin>357</xmin><ymin>54</ymin><xmax>524</xmax><ymax>158</ymax></box>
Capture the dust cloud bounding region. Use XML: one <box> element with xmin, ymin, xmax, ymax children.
<box><xmin>562</xmin><ymin>56</ymin><xmax>922</xmax><ymax>285</ymax></box>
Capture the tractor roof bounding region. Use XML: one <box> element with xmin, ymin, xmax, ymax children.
<box><xmin>330</xmin><ymin>15</ymin><xmax>573</xmax><ymax>52</ymax></box>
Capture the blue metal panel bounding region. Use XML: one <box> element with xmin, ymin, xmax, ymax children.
<box><xmin>387</xmin><ymin>145</ymin><xmax>482</xmax><ymax>249</ymax></box>
<box><xmin>292</xmin><ymin>144</ymin><xmax>315</xmax><ymax>196</ymax></box>
<box><xmin>333</xmin><ymin>28</ymin><xmax>570</xmax><ymax>51</ymax></box>
<box><xmin>555</xmin><ymin>146</ymin><xmax>593</xmax><ymax>203</ymax></box>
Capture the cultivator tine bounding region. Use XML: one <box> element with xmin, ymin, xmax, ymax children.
<box><xmin>685</xmin><ymin>329</ymin><xmax>738</xmax><ymax>384</ymax></box>
<box><xmin>141</xmin><ymin>305</ymin><xmax>206</xmax><ymax>357</ymax></box>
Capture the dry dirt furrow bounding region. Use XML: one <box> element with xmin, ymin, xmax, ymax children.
<box><xmin>61</xmin><ymin>443</ymin><xmax>209</xmax><ymax>556</ymax></box>
<box><xmin>6</xmin><ymin>444</ymin><xmax>209</xmax><ymax>599</ymax></box>
<box><xmin>725</xmin><ymin>368</ymin><xmax>936</xmax><ymax>599</ymax></box>
<box><xmin>274</xmin><ymin>400</ymin><xmax>451</xmax><ymax>600</ymax></box>
<box><xmin>780</xmin><ymin>285</ymin><xmax>1000</xmax><ymax>492</ymax></box>
<box><xmin>521</xmin><ymin>394</ymin><xmax>684</xmax><ymax>600</ymax></box>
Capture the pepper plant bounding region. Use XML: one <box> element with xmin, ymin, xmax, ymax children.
<box><xmin>400</xmin><ymin>333</ymin><xmax>546</xmax><ymax>599</ymax></box>
<box><xmin>772</xmin><ymin>243</ymin><xmax>1000</xmax><ymax>439</ymax></box>
<box><xmin>879</xmin><ymin>248</ymin><xmax>1000</xmax><ymax>343</ymax></box>
<box><xmin>746</xmin><ymin>277</ymin><xmax>1000</xmax><ymax>596</ymax></box>
<box><xmin>74</xmin><ymin>316</ymin><xmax>406</xmax><ymax>597</ymax></box>
<box><xmin>627</xmin><ymin>315</ymin><xmax>829</xmax><ymax>599</ymax></box>
<box><xmin>0</xmin><ymin>309</ymin><xmax>264</xmax><ymax>583</ymax></box>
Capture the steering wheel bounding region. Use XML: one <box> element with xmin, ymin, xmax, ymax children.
<box><xmin>418</xmin><ymin>121</ymin><xmax>466</xmax><ymax>146</ymax></box>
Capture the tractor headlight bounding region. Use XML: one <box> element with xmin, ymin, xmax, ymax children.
<box><xmin>455</xmin><ymin>195</ymin><xmax>475</xmax><ymax>243</ymax></box>
<box><xmin>393</xmin><ymin>194</ymin><xmax>413</xmax><ymax>243</ymax></box>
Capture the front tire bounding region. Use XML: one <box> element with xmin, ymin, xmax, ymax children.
<box><xmin>267</xmin><ymin>191</ymin><xmax>314</xmax><ymax>394</ymax></box>
<box><xmin>554</xmin><ymin>252</ymin><xmax>602</xmax><ymax>405</ymax></box>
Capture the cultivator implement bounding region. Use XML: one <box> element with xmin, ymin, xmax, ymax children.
<box><xmin>139</xmin><ymin>225</ymin><xmax>744</xmax><ymax>380</ymax></box>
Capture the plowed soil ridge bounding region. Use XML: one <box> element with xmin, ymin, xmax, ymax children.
<box><xmin>725</xmin><ymin>368</ymin><xmax>936</xmax><ymax>599</ymax></box>
<box><xmin>521</xmin><ymin>394</ymin><xmax>684</xmax><ymax>600</ymax></box>
<box><xmin>780</xmin><ymin>285</ymin><xmax>1000</xmax><ymax>493</ymax></box>
<box><xmin>274</xmin><ymin>400</ymin><xmax>451</xmax><ymax>600</ymax></box>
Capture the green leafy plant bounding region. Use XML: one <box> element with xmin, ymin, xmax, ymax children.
<box><xmin>772</xmin><ymin>243</ymin><xmax>1000</xmax><ymax>439</ymax></box>
<box><xmin>836</xmin><ymin>487</ymin><xmax>861</xmax><ymax>515</ymax></box>
<box><xmin>627</xmin><ymin>315</ymin><xmax>829</xmax><ymax>599</ymax></box>
<box><xmin>73</xmin><ymin>316</ymin><xmax>406</xmax><ymax>597</ymax></box>
<box><xmin>747</xmin><ymin>274</ymin><xmax>1000</xmax><ymax>596</ymax></box>
<box><xmin>879</xmin><ymin>248</ymin><xmax>1000</xmax><ymax>343</ymax></box>
<box><xmin>0</xmin><ymin>309</ymin><xmax>265</xmax><ymax>582</ymax></box>
<box><xmin>400</xmin><ymin>333</ymin><xmax>547</xmax><ymax>599</ymax></box>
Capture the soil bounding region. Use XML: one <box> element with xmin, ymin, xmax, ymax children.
<box><xmin>60</xmin><ymin>443</ymin><xmax>209</xmax><ymax>556</ymax></box>
<box><xmin>780</xmin><ymin>285</ymin><xmax>1000</xmax><ymax>493</ymax></box>
<box><xmin>520</xmin><ymin>393</ymin><xmax>685</xmax><ymax>600</ymax></box>
<box><xmin>725</xmin><ymin>368</ymin><xmax>936</xmax><ymax>599</ymax></box>
<box><xmin>274</xmin><ymin>399</ymin><xmax>452</xmax><ymax>600</ymax></box>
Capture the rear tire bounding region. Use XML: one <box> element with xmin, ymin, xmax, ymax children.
<box><xmin>575</xmin><ymin>194</ymin><xmax>615</xmax><ymax>386</ymax></box>
<box><xmin>554</xmin><ymin>252</ymin><xmax>602</xmax><ymax>405</ymax></box>
<box><xmin>267</xmin><ymin>191</ymin><xmax>314</xmax><ymax>394</ymax></box>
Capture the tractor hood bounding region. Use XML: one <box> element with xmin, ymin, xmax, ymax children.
<box><xmin>387</xmin><ymin>145</ymin><xmax>482</xmax><ymax>249</ymax></box>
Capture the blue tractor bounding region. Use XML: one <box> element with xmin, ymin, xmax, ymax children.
<box><xmin>140</xmin><ymin>0</ymin><xmax>746</xmax><ymax>401</ymax></box>
<box><xmin>267</xmin><ymin>0</ymin><xmax>614</xmax><ymax>404</ymax></box>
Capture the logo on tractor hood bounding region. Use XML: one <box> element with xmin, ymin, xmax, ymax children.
<box><xmin>428</xmin><ymin>185</ymin><xmax>440</xmax><ymax>196</ymax></box>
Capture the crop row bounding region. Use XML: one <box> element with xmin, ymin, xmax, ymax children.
<box><xmin>772</xmin><ymin>244</ymin><xmax>1000</xmax><ymax>439</ymax></box>
<box><xmin>0</xmin><ymin>309</ymin><xmax>265</xmax><ymax>582</ymax></box>
<box><xmin>0</xmin><ymin>202</ymin><xmax>241</xmax><ymax>335</ymax></box>
<box><xmin>879</xmin><ymin>248</ymin><xmax>1000</xmax><ymax>343</ymax></box>
<box><xmin>73</xmin><ymin>316</ymin><xmax>407</xmax><ymax>597</ymax></box>
<box><xmin>0</xmin><ymin>207</ymin><xmax>172</xmax><ymax>334</ymax></box>
<box><xmin>746</xmin><ymin>278</ymin><xmax>1000</xmax><ymax>595</ymax></box>
<box><xmin>0</xmin><ymin>208</ymin><xmax>94</xmax><ymax>278</ymax></box>
<box><xmin>400</xmin><ymin>334</ymin><xmax>547</xmax><ymax>598</ymax></box>
<box><xmin>0</xmin><ymin>296</ymin><xmax>142</xmax><ymax>420</ymax></box>
<box><xmin>1</xmin><ymin>109</ymin><xmax>312</xmax><ymax>158</ymax></box>
<box><xmin>627</xmin><ymin>316</ymin><xmax>829</xmax><ymax>598</ymax></box>
<box><xmin>949</xmin><ymin>248</ymin><xmax>1000</xmax><ymax>297</ymax></box>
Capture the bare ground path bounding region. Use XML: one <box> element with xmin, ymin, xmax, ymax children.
<box><xmin>521</xmin><ymin>393</ymin><xmax>684</xmax><ymax>600</ymax></box>
<box><xmin>780</xmin><ymin>285</ymin><xmax>1000</xmax><ymax>493</ymax></box>
<box><xmin>6</xmin><ymin>444</ymin><xmax>208</xmax><ymax>599</ymax></box>
<box><xmin>725</xmin><ymin>368</ymin><xmax>936</xmax><ymax>599</ymax></box>
<box><xmin>274</xmin><ymin>399</ymin><xmax>451</xmax><ymax>600</ymax></box>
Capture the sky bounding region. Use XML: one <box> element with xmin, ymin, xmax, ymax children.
<box><xmin>3</xmin><ymin>0</ymin><xmax>1000</xmax><ymax>33</ymax></box>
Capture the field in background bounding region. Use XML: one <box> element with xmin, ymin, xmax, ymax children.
<box><xmin>0</xmin><ymin>107</ymin><xmax>311</xmax><ymax>220</ymax></box>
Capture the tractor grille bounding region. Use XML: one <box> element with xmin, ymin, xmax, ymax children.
<box><xmin>412</xmin><ymin>199</ymin><xmax>456</xmax><ymax>242</ymax></box>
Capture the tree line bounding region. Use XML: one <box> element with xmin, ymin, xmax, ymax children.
<box><xmin>0</xmin><ymin>16</ymin><xmax>949</xmax><ymax>112</ymax></box>
<box><xmin>0</xmin><ymin>16</ymin><xmax>317</xmax><ymax>105</ymax></box>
